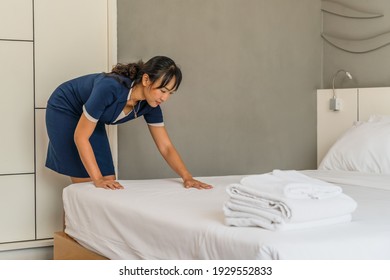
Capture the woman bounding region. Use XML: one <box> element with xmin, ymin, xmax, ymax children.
<box><xmin>46</xmin><ymin>56</ymin><xmax>211</xmax><ymax>190</ymax></box>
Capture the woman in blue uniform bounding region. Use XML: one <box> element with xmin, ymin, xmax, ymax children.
<box><xmin>46</xmin><ymin>56</ymin><xmax>212</xmax><ymax>190</ymax></box>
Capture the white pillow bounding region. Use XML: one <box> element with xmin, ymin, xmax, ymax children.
<box><xmin>319</xmin><ymin>120</ymin><xmax>390</xmax><ymax>174</ymax></box>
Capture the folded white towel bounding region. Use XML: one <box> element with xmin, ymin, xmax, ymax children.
<box><xmin>224</xmin><ymin>170</ymin><xmax>357</xmax><ymax>230</ymax></box>
<box><xmin>223</xmin><ymin>204</ymin><xmax>352</xmax><ymax>231</ymax></box>
<box><xmin>241</xmin><ymin>170</ymin><xmax>342</xmax><ymax>200</ymax></box>
<box><xmin>225</xmin><ymin>183</ymin><xmax>357</xmax><ymax>223</ymax></box>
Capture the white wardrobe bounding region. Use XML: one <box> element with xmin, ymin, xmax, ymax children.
<box><xmin>0</xmin><ymin>0</ymin><xmax>116</xmax><ymax>258</ymax></box>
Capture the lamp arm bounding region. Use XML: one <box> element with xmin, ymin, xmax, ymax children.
<box><xmin>332</xmin><ymin>69</ymin><xmax>347</xmax><ymax>99</ymax></box>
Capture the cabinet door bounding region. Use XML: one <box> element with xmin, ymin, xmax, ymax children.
<box><xmin>34</xmin><ymin>0</ymin><xmax>108</xmax><ymax>108</ymax></box>
<box><xmin>0</xmin><ymin>175</ymin><xmax>35</xmax><ymax>243</ymax></box>
<box><xmin>35</xmin><ymin>109</ymin><xmax>70</xmax><ymax>239</ymax></box>
<box><xmin>0</xmin><ymin>0</ymin><xmax>33</xmax><ymax>40</ymax></box>
<box><xmin>0</xmin><ymin>41</ymin><xmax>34</xmax><ymax>174</ymax></box>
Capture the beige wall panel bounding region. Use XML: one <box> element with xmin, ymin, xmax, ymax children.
<box><xmin>0</xmin><ymin>41</ymin><xmax>34</xmax><ymax>174</ymax></box>
<box><xmin>34</xmin><ymin>0</ymin><xmax>108</xmax><ymax>107</ymax></box>
<box><xmin>0</xmin><ymin>175</ymin><xmax>35</xmax><ymax>243</ymax></box>
<box><xmin>0</xmin><ymin>0</ymin><xmax>33</xmax><ymax>40</ymax></box>
<box><xmin>317</xmin><ymin>88</ymin><xmax>358</xmax><ymax>165</ymax></box>
<box><xmin>358</xmin><ymin>87</ymin><xmax>390</xmax><ymax>121</ymax></box>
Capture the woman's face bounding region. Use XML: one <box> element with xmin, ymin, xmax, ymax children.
<box><xmin>143</xmin><ymin>75</ymin><xmax>176</xmax><ymax>107</ymax></box>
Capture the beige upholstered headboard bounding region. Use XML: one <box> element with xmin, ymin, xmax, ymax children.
<box><xmin>317</xmin><ymin>87</ymin><xmax>390</xmax><ymax>165</ymax></box>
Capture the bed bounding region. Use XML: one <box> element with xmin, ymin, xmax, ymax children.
<box><xmin>55</xmin><ymin>87</ymin><xmax>390</xmax><ymax>260</ymax></box>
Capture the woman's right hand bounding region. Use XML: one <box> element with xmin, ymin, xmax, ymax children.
<box><xmin>93</xmin><ymin>178</ymin><xmax>124</xmax><ymax>190</ymax></box>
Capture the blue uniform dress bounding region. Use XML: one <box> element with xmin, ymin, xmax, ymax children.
<box><xmin>45</xmin><ymin>73</ymin><xmax>164</xmax><ymax>178</ymax></box>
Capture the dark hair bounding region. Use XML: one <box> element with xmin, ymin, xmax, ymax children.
<box><xmin>109</xmin><ymin>56</ymin><xmax>182</xmax><ymax>92</ymax></box>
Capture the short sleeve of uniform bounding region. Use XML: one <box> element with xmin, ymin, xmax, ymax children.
<box><xmin>83</xmin><ymin>79</ymin><xmax>117</xmax><ymax>122</ymax></box>
<box><xmin>144</xmin><ymin>106</ymin><xmax>164</xmax><ymax>126</ymax></box>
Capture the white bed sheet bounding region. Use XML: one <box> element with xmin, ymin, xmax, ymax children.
<box><xmin>63</xmin><ymin>171</ymin><xmax>390</xmax><ymax>260</ymax></box>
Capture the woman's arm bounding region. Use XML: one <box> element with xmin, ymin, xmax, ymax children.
<box><xmin>148</xmin><ymin>125</ymin><xmax>212</xmax><ymax>189</ymax></box>
<box><xmin>74</xmin><ymin>113</ymin><xmax>123</xmax><ymax>189</ymax></box>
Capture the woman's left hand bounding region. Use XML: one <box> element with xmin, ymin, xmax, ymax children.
<box><xmin>183</xmin><ymin>178</ymin><xmax>213</xmax><ymax>190</ymax></box>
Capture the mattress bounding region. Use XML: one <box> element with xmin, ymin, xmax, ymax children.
<box><xmin>63</xmin><ymin>170</ymin><xmax>390</xmax><ymax>260</ymax></box>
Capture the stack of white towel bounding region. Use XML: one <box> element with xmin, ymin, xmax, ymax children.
<box><xmin>223</xmin><ymin>170</ymin><xmax>357</xmax><ymax>231</ymax></box>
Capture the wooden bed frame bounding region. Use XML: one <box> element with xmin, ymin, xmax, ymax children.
<box><xmin>53</xmin><ymin>231</ymin><xmax>108</xmax><ymax>260</ymax></box>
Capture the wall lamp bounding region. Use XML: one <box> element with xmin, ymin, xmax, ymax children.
<box><xmin>330</xmin><ymin>69</ymin><xmax>353</xmax><ymax>111</ymax></box>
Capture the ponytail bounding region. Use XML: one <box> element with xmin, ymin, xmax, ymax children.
<box><xmin>108</xmin><ymin>56</ymin><xmax>182</xmax><ymax>91</ymax></box>
<box><xmin>110</xmin><ymin>60</ymin><xmax>144</xmax><ymax>80</ymax></box>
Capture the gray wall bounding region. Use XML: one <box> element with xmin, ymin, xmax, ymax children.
<box><xmin>117</xmin><ymin>0</ymin><xmax>322</xmax><ymax>180</ymax></box>
<box><xmin>322</xmin><ymin>0</ymin><xmax>390</xmax><ymax>88</ymax></box>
